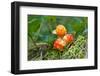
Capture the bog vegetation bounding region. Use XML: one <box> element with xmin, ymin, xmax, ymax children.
<box><xmin>28</xmin><ymin>15</ymin><xmax>88</xmax><ymax>60</ymax></box>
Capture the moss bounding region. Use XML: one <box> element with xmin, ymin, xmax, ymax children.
<box><xmin>61</xmin><ymin>35</ymin><xmax>87</xmax><ymax>59</ymax></box>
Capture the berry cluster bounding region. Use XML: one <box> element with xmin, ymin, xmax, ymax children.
<box><xmin>53</xmin><ymin>25</ymin><xmax>74</xmax><ymax>51</ymax></box>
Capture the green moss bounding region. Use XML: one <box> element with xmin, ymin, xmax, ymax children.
<box><xmin>62</xmin><ymin>35</ymin><xmax>87</xmax><ymax>59</ymax></box>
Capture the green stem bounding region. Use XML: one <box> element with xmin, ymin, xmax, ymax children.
<box><xmin>48</xmin><ymin>23</ymin><xmax>52</xmax><ymax>33</ymax></box>
<box><xmin>34</xmin><ymin>17</ymin><xmax>45</xmax><ymax>41</ymax></box>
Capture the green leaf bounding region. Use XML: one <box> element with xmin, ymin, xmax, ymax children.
<box><xmin>28</xmin><ymin>19</ymin><xmax>41</xmax><ymax>33</ymax></box>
